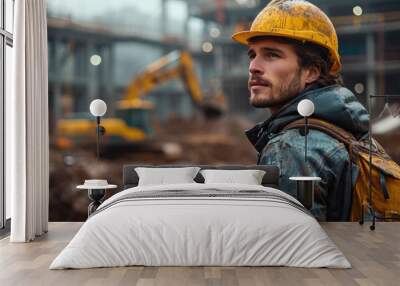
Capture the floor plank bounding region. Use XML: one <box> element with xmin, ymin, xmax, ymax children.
<box><xmin>0</xmin><ymin>222</ymin><xmax>399</xmax><ymax>286</ymax></box>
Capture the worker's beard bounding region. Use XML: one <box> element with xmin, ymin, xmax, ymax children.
<box><xmin>249</xmin><ymin>70</ymin><xmax>302</xmax><ymax>108</ymax></box>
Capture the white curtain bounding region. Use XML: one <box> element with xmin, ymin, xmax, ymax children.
<box><xmin>8</xmin><ymin>0</ymin><xmax>49</xmax><ymax>242</ymax></box>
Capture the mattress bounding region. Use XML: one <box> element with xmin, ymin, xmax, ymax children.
<box><xmin>50</xmin><ymin>183</ymin><xmax>351</xmax><ymax>269</ymax></box>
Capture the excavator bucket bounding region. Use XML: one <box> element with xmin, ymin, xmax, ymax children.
<box><xmin>201</xmin><ymin>91</ymin><xmax>227</xmax><ymax>118</ymax></box>
<box><xmin>202</xmin><ymin>103</ymin><xmax>224</xmax><ymax>118</ymax></box>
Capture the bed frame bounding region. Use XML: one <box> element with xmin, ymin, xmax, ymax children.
<box><xmin>123</xmin><ymin>164</ymin><xmax>280</xmax><ymax>189</ymax></box>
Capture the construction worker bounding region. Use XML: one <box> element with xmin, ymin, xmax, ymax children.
<box><xmin>232</xmin><ymin>0</ymin><xmax>369</xmax><ymax>221</ymax></box>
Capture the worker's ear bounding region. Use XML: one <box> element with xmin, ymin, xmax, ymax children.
<box><xmin>302</xmin><ymin>66</ymin><xmax>320</xmax><ymax>85</ymax></box>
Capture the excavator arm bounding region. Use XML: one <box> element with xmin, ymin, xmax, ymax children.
<box><xmin>117</xmin><ymin>51</ymin><xmax>224</xmax><ymax>116</ymax></box>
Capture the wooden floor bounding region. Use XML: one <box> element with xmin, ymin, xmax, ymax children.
<box><xmin>0</xmin><ymin>222</ymin><xmax>399</xmax><ymax>286</ymax></box>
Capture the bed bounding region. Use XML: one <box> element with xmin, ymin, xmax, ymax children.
<box><xmin>50</xmin><ymin>164</ymin><xmax>350</xmax><ymax>269</ymax></box>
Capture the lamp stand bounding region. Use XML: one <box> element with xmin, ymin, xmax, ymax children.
<box><xmin>96</xmin><ymin>116</ymin><xmax>100</xmax><ymax>160</ymax></box>
<box><xmin>305</xmin><ymin>116</ymin><xmax>308</xmax><ymax>165</ymax></box>
<box><xmin>95</xmin><ymin>117</ymin><xmax>105</xmax><ymax>160</ymax></box>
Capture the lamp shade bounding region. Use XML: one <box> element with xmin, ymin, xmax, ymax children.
<box><xmin>297</xmin><ymin>99</ymin><xmax>315</xmax><ymax>117</ymax></box>
<box><xmin>90</xmin><ymin>99</ymin><xmax>107</xmax><ymax>117</ymax></box>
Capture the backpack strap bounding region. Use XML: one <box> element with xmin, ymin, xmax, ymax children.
<box><xmin>282</xmin><ymin>118</ymin><xmax>356</xmax><ymax>147</ymax></box>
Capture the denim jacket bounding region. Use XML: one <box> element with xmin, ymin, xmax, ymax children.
<box><xmin>245</xmin><ymin>85</ymin><xmax>369</xmax><ymax>221</ymax></box>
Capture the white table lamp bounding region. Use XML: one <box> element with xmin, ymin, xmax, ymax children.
<box><xmin>297</xmin><ymin>99</ymin><xmax>315</xmax><ymax>165</ymax></box>
<box><xmin>89</xmin><ymin>99</ymin><xmax>107</xmax><ymax>159</ymax></box>
<box><xmin>293</xmin><ymin>99</ymin><xmax>318</xmax><ymax>209</ymax></box>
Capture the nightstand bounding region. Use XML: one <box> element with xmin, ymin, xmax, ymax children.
<box><xmin>77</xmin><ymin>180</ymin><xmax>117</xmax><ymax>217</ymax></box>
<box><xmin>289</xmin><ymin>176</ymin><xmax>321</xmax><ymax>210</ymax></box>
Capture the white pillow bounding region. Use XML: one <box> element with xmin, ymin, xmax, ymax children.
<box><xmin>200</xmin><ymin>169</ymin><xmax>266</xmax><ymax>185</ymax></box>
<box><xmin>135</xmin><ymin>167</ymin><xmax>200</xmax><ymax>186</ymax></box>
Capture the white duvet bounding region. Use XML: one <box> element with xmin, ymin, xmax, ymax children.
<box><xmin>50</xmin><ymin>183</ymin><xmax>351</xmax><ymax>269</ymax></box>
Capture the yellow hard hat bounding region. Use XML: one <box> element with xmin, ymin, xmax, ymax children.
<box><xmin>232</xmin><ymin>0</ymin><xmax>341</xmax><ymax>75</ymax></box>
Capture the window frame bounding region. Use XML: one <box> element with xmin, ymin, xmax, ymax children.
<box><xmin>1</xmin><ymin>0</ymin><xmax>14</xmax><ymax>231</ymax></box>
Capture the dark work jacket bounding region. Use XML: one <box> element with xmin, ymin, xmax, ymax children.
<box><xmin>245</xmin><ymin>84</ymin><xmax>369</xmax><ymax>221</ymax></box>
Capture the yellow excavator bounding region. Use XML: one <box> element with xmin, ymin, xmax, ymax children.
<box><xmin>56</xmin><ymin>50</ymin><xmax>226</xmax><ymax>149</ymax></box>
